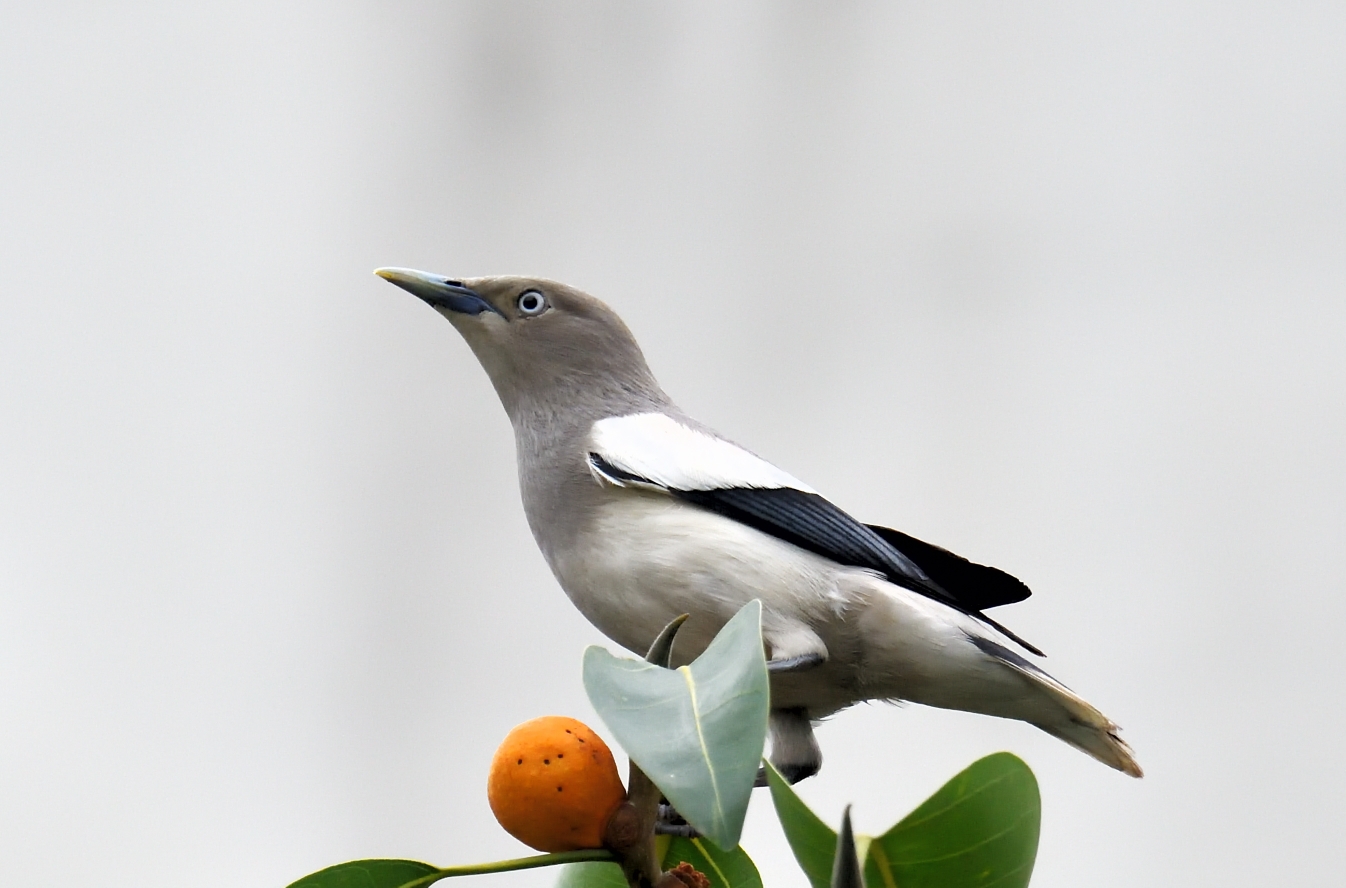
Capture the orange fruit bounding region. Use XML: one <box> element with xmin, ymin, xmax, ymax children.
<box><xmin>487</xmin><ymin>715</ymin><xmax>626</xmax><ymax>852</ymax></box>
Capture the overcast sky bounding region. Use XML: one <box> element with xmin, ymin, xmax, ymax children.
<box><xmin>2</xmin><ymin>3</ymin><xmax>1343</xmax><ymax>887</ymax></box>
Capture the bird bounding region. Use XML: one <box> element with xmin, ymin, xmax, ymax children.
<box><xmin>374</xmin><ymin>267</ymin><xmax>1142</xmax><ymax>781</ymax></box>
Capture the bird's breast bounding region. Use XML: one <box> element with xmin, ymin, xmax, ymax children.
<box><xmin>545</xmin><ymin>488</ymin><xmax>853</xmax><ymax>660</ymax></box>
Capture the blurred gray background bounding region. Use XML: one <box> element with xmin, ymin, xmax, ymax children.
<box><xmin>2</xmin><ymin>2</ymin><xmax>1343</xmax><ymax>886</ymax></box>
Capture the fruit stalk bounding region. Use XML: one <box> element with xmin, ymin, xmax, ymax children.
<box><xmin>606</xmin><ymin>759</ymin><xmax>663</xmax><ymax>888</ymax></box>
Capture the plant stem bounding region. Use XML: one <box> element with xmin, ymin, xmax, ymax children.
<box><xmin>397</xmin><ymin>850</ymin><xmax>617</xmax><ymax>888</ymax></box>
<box><xmin>617</xmin><ymin>761</ymin><xmax>664</xmax><ymax>888</ymax></box>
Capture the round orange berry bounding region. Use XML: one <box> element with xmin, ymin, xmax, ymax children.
<box><xmin>487</xmin><ymin>715</ymin><xmax>626</xmax><ymax>852</ymax></box>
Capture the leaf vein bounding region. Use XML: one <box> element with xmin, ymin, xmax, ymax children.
<box><xmin>884</xmin><ymin>808</ymin><xmax>1033</xmax><ymax>865</ymax></box>
<box><xmin>886</xmin><ymin>771</ymin><xmax>1022</xmax><ymax>833</ymax></box>
<box><xmin>867</xmin><ymin>842</ymin><xmax>900</xmax><ymax>888</ymax></box>
<box><xmin>689</xmin><ymin>838</ymin><xmax>733</xmax><ymax>887</ymax></box>
<box><xmin>975</xmin><ymin>856</ymin><xmax>1036</xmax><ymax>888</ymax></box>
<box><xmin>680</xmin><ymin>666</ymin><xmax>725</xmax><ymax>829</ymax></box>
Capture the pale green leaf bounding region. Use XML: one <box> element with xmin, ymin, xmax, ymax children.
<box><xmin>583</xmin><ymin>600</ymin><xmax>769</xmax><ymax>850</ymax></box>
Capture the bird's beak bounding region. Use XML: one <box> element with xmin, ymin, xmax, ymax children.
<box><xmin>374</xmin><ymin>267</ymin><xmax>502</xmax><ymax>317</ymax></box>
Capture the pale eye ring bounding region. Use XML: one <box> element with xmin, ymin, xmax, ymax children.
<box><xmin>516</xmin><ymin>290</ymin><xmax>547</xmax><ymax>316</ymax></box>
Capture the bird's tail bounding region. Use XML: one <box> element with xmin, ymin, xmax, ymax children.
<box><xmin>994</xmin><ymin>651</ymin><xmax>1143</xmax><ymax>778</ymax></box>
<box><xmin>1035</xmin><ymin>713</ymin><xmax>1142</xmax><ymax>778</ymax></box>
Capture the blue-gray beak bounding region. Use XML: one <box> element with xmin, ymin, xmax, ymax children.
<box><xmin>374</xmin><ymin>267</ymin><xmax>502</xmax><ymax>317</ymax></box>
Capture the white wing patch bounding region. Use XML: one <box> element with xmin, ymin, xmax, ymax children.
<box><xmin>588</xmin><ymin>412</ymin><xmax>816</xmax><ymax>494</ymax></box>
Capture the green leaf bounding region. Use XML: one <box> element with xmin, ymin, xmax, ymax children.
<box><xmin>830</xmin><ymin>808</ymin><xmax>863</xmax><ymax>888</ymax></box>
<box><xmin>764</xmin><ymin>761</ymin><xmax>838</xmax><ymax>888</ymax></box>
<box><xmin>290</xmin><ymin>851</ymin><xmax>615</xmax><ymax>888</ymax></box>
<box><xmin>865</xmin><ymin>752</ymin><xmax>1040</xmax><ymax>888</ymax></box>
<box><xmin>767</xmin><ymin>754</ymin><xmax>1041</xmax><ymax>888</ymax></box>
<box><xmin>644</xmin><ymin>613</ymin><xmax>689</xmax><ymax>667</ymax></box>
<box><xmin>554</xmin><ymin>837</ymin><xmax>762</xmax><ymax>888</ymax></box>
<box><xmin>285</xmin><ymin>860</ymin><xmax>438</xmax><ymax>888</ymax></box>
<box><xmin>552</xmin><ymin>861</ymin><xmax>630</xmax><ymax>888</ymax></box>
<box><xmin>583</xmin><ymin>601</ymin><xmax>769</xmax><ymax>851</ymax></box>
<box><xmin>663</xmin><ymin>836</ymin><xmax>763</xmax><ymax>888</ymax></box>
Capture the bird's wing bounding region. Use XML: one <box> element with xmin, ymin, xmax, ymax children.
<box><xmin>863</xmin><ymin>524</ymin><xmax>1032</xmax><ymax>611</ymax></box>
<box><xmin>586</xmin><ymin>411</ymin><xmax>816</xmax><ymax>493</ymax></box>
<box><xmin>587</xmin><ymin>413</ymin><xmax>1043</xmax><ymax>654</ymax></box>
<box><xmin>587</xmin><ymin>414</ymin><xmax>983</xmax><ymax>612</ymax></box>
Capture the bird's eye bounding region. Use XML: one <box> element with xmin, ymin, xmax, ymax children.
<box><xmin>516</xmin><ymin>290</ymin><xmax>547</xmax><ymax>316</ymax></box>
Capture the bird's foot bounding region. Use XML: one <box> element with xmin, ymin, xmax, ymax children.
<box><xmin>654</xmin><ymin>803</ymin><xmax>700</xmax><ymax>838</ymax></box>
<box><xmin>767</xmin><ymin>652</ymin><xmax>826</xmax><ymax>674</ymax></box>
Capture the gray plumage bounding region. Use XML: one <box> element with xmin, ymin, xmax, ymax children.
<box><xmin>376</xmin><ymin>267</ymin><xmax>1142</xmax><ymax>780</ymax></box>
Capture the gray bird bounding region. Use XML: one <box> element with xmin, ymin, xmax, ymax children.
<box><xmin>375</xmin><ymin>267</ymin><xmax>1142</xmax><ymax>781</ymax></box>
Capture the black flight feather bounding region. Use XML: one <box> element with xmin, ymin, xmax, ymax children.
<box><xmin>863</xmin><ymin>524</ymin><xmax>1032</xmax><ymax>611</ymax></box>
<box><xmin>588</xmin><ymin>454</ymin><xmax>1044</xmax><ymax>656</ymax></box>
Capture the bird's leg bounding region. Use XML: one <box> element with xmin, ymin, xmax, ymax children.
<box><xmin>754</xmin><ymin>707</ymin><xmax>823</xmax><ymax>786</ymax></box>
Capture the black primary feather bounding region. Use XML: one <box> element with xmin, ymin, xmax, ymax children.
<box><xmin>588</xmin><ymin>454</ymin><xmax>1044</xmax><ymax>656</ymax></box>
<box><xmin>863</xmin><ymin>524</ymin><xmax>1032</xmax><ymax>611</ymax></box>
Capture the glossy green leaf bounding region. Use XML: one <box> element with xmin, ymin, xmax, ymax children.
<box><xmin>865</xmin><ymin>752</ymin><xmax>1040</xmax><ymax>888</ymax></box>
<box><xmin>764</xmin><ymin>761</ymin><xmax>838</xmax><ymax>888</ymax></box>
<box><xmin>583</xmin><ymin>601</ymin><xmax>769</xmax><ymax>850</ymax></box>
<box><xmin>290</xmin><ymin>851</ymin><xmax>614</xmax><ymax>888</ymax></box>
<box><xmin>663</xmin><ymin>836</ymin><xmax>763</xmax><ymax>888</ymax></box>
<box><xmin>555</xmin><ymin>836</ymin><xmax>763</xmax><ymax>888</ymax></box>
<box><xmin>767</xmin><ymin>754</ymin><xmax>1041</xmax><ymax>888</ymax></box>
<box><xmin>286</xmin><ymin>860</ymin><xmax>439</xmax><ymax>888</ymax></box>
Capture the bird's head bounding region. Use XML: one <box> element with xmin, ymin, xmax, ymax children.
<box><xmin>375</xmin><ymin>267</ymin><xmax>668</xmax><ymax>423</ymax></box>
